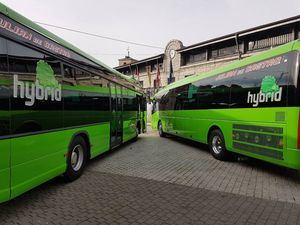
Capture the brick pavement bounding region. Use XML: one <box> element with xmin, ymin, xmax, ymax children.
<box><xmin>1</xmin><ymin>128</ymin><xmax>300</xmax><ymax>224</ymax></box>
<box><xmin>1</xmin><ymin>171</ymin><xmax>300</xmax><ymax>225</ymax></box>
<box><xmin>90</xmin><ymin>128</ymin><xmax>300</xmax><ymax>204</ymax></box>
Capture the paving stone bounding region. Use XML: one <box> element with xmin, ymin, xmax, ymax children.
<box><xmin>90</xmin><ymin>128</ymin><xmax>300</xmax><ymax>204</ymax></box>
<box><xmin>1</xmin><ymin>128</ymin><xmax>300</xmax><ymax>224</ymax></box>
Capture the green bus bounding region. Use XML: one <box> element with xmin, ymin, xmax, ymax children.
<box><xmin>154</xmin><ymin>39</ymin><xmax>300</xmax><ymax>169</ymax></box>
<box><xmin>0</xmin><ymin>3</ymin><xmax>145</xmax><ymax>203</ymax></box>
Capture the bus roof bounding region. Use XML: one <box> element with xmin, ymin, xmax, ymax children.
<box><xmin>155</xmin><ymin>39</ymin><xmax>300</xmax><ymax>97</ymax></box>
<box><xmin>0</xmin><ymin>3</ymin><xmax>138</xmax><ymax>88</ymax></box>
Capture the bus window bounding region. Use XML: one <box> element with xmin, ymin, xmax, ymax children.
<box><xmin>152</xmin><ymin>100</ymin><xmax>157</xmax><ymax>114</ymax></box>
<box><xmin>8</xmin><ymin>40</ymin><xmax>63</xmax><ymax>134</ymax></box>
<box><xmin>230</xmin><ymin>53</ymin><xmax>290</xmax><ymax>108</ymax></box>
<box><xmin>0</xmin><ymin>37</ymin><xmax>9</xmax><ymax>136</ymax></box>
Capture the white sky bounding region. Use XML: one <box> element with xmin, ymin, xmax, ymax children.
<box><xmin>1</xmin><ymin>0</ymin><xmax>299</xmax><ymax>67</ymax></box>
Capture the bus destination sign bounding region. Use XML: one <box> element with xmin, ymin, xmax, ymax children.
<box><xmin>0</xmin><ymin>13</ymin><xmax>71</xmax><ymax>58</ymax></box>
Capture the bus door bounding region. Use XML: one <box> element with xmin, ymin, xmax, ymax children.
<box><xmin>110</xmin><ymin>84</ymin><xmax>123</xmax><ymax>148</ymax></box>
<box><xmin>141</xmin><ymin>96</ymin><xmax>146</xmax><ymax>132</ymax></box>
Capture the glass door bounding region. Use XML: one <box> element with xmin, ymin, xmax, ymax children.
<box><xmin>110</xmin><ymin>84</ymin><xmax>123</xmax><ymax>148</ymax></box>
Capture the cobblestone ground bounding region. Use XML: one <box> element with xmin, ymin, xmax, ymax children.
<box><xmin>90</xmin><ymin>128</ymin><xmax>300</xmax><ymax>204</ymax></box>
<box><xmin>1</xmin><ymin>128</ymin><xmax>300</xmax><ymax>224</ymax></box>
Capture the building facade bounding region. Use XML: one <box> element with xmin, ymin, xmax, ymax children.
<box><xmin>115</xmin><ymin>15</ymin><xmax>300</xmax><ymax>97</ymax></box>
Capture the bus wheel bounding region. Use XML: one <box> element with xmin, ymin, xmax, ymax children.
<box><xmin>64</xmin><ymin>136</ymin><xmax>88</xmax><ymax>182</ymax></box>
<box><xmin>132</xmin><ymin>125</ymin><xmax>139</xmax><ymax>142</ymax></box>
<box><xmin>158</xmin><ymin>121</ymin><xmax>166</xmax><ymax>137</ymax></box>
<box><xmin>136</xmin><ymin>121</ymin><xmax>141</xmax><ymax>134</ymax></box>
<box><xmin>208</xmin><ymin>129</ymin><xmax>231</xmax><ymax>161</ymax></box>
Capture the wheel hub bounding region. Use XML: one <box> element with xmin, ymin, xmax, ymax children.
<box><xmin>212</xmin><ymin>136</ymin><xmax>222</xmax><ymax>154</ymax></box>
<box><xmin>71</xmin><ymin>144</ymin><xmax>84</xmax><ymax>171</ymax></box>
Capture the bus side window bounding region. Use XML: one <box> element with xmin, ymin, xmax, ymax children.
<box><xmin>62</xmin><ymin>64</ymin><xmax>76</xmax><ymax>85</ymax></box>
<box><xmin>74</xmin><ymin>68</ymin><xmax>91</xmax><ymax>86</ymax></box>
<box><xmin>7</xmin><ymin>39</ymin><xmax>44</xmax><ymax>76</ymax></box>
<box><xmin>192</xmin><ymin>77</ymin><xmax>230</xmax><ymax>109</ymax></box>
<box><xmin>7</xmin><ymin>40</ymin><xmax>63</xmax><ymax>134</ymax></box>
<box><xmin>0</xmin><ymin>37</ymin><xmax>10</xmax><ymax>136</ymax></box>
<box><xmin>152</xmin><ymin>100</ymin><xmax>157</xmax><ymax>114</ymax></box>
<box><xmin>230</xmin><ymin>54</ymin><xmax>290</xmax><ymax>108</ymax></box>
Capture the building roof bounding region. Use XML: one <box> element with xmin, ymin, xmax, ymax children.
<box><xmin>115</xmin><ymin>15</ymin><xmax>300</xmax><ymax>73</ymax></box>
<box><xmin>178</xmin><ymin>15</ymin><xmax>300</xmax><ymax>53</ymax></box>
<box><xmin>115</xmin><ymin>54</ymin><xmax>164</xmax><ymax>70</ymax></box>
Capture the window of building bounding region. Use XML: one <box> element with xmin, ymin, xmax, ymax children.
<box><xmin>167</xmin><ymin>77</ymin><xmax>175</xmax><ymax>84</ymax></box>
<box><xmin>211</xmin><ymin>45</ymin><xmax>237</xmax><ymax>59</ymax></box>
<box><xmin>139</xmin><ymin>65</ymin><xmax>146</xmax><ymax>73</ymax></box>
<box><xmin>139</xmin><ymin>80</ymin><xmax>144</xmax><ymax>87</ymax></box>
<box><xmin>154</xmin><ymin>79</ymin><xmax>157</xmax><ymax>88</ymax></box>
<box><xmin>184</xmin><ymin>51</ymin><xmax>207</xmax><ymax>65</ymax></box>
<box><xmin>248</xmin><ymin>33</ymin><xmax>293</xmax><ymax>51</ymax></box>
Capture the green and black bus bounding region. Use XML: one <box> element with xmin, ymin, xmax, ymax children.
<box><xmin>154</xmin><ymin>39</ymin><xmax>300</xmax><ymax>169</ymax></box>
<box><xmin>0</xmin><ymin>3</ymin><xmax>145</xmax><ymax>203</ymax></box>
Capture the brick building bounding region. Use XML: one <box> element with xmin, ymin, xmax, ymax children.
<box><xmin>115</xmin><ymin>15</ymin><xmax>300</xmax><ymax>97</ymax></box>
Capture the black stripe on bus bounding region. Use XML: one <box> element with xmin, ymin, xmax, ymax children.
<box><xmin>0</xmin><ymin>122</ymin><xmax>109</xmax><ymax>140</ymax></box>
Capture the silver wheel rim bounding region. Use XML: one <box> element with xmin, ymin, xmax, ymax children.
<box><xmin>212</xmin><ymin>136</ymin><xmax>222</xmax><ymax>154</ymax></box>
<box><xmin>159</xmin><ymin>123</ymin><xmax>163</xmax><ymax>135</ymax></box>
<box><xmin>71</xmin><ymin>144</ymin><xmax>84</xmax><ymax>171</ymax></box>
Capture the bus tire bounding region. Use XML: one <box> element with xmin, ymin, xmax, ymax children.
<box><xmin>133</xmin><ymin>126</ymin><xmax>139</xmax><ymax>142</ymax></box>
<box><xmin>158</xmin><ymin>121</ymin><xmax>166</xmax><ymax>137</ymax></box>
<box><xmin>64</xmin><ymin>136</ymin><xmax>88</xmax><ymax>182</ymax></box>
<box><xmin>208</xmin><ymin>129</ymin><xmax>231</xmax><ymax>161</ymax></box>
<box><xmin>136</xmin><ymin>121</ymin><xmax>141</xmax><ymax>134</ymax></box>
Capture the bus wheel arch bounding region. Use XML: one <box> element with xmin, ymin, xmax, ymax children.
<box><xmin>76</xmin><ymin>132</ymin><xmax>91</xmax><ymax>160</ymax></box>
<box><xmin>64</xmin><ymin>132</ymin><xmax>90</xmax><ymax>182</ymax></box>
<box><xmin>136</xmin><ymin>120</ymin><xmax>141</xmax><ymax>134</ymax></box>
<box><xmin>157</xmin><ymin>120</ymin><xmax>161</xmax><ymax>129</ymax></box>
<box><xmin>158</xmin><ymin>120</ymin><xmax>166</xmax><ymax>137</ymax></box>
<box><xmin>207</xmin><ymin>125</ymin><xmax>222</xmax><ymax>144</ymax></box>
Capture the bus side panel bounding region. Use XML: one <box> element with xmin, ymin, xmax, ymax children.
<box><xmin>10</xmin><ymin>124</ymin><xmax>108</xmax><ymax>199</ymax></box>
<box><xmin>171</xmin><ymin>107</ymin><xmax>300</xmax><ymax>169</ymax></box>
<box><xmin>122</xmin><ymin>89</ymin><xmax>136</xmax><ymax>142</ymax></box>
<box><xmin>159</xmin><ymin>110</ymin><xmax>169</xmax><ymax>132</ymax></box>
<box><xmin>151</xmin><ymin>111</ymin><xmax>159</xmax><ymax>130</ymax></box>
<box><xmin>89</xmin><ymin>123</ymin><xmax>110</xmax><ymax>158</ymax></box>
<box><xmin>11</xmin><ymin>131</ymin><xmax>67</xmax><ymax>199</ymax></box>
<box><xmin>0</xmin><ymin>139</ymin><xmax>11</xmax><ymax>203</ymax></box>
<box><xmin>122</xmin><ymin>112</ymin><xmax>137</xmax><ymax>142</ymax></box>
<box><xmin>142</xmin><ymin>110</ymin><xmax>147</xmax><ymax>133</ymax></box>
<box><xmin>0</xmin><ymin>33</ymin><xmax>10</xmax><ymax>203</ymax></box>
<box><xmin>212</xmin><ymin>107</ymin><xmax>300</xmax><ymax>169</ymax></box>
<box><xmin>285</xmin><ymin>107</ymin><xmax>300</xmax><ymax>168</ymax></box>
<box><xmin>173</xmin><ymin>109</ymin><xmax>230</xmax><ymax>144</ymax></box>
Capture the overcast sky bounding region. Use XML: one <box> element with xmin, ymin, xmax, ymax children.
<box><xmin>1</xmin><ymin>0</ymin><xmax>299</xmax><ymax>67</ymax></box>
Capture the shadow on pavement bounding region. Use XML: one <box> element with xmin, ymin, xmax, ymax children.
<box><xmin>163</xmin><ymin>132</ymin><xmax>300</xmax><ymax>182</ymax></box>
